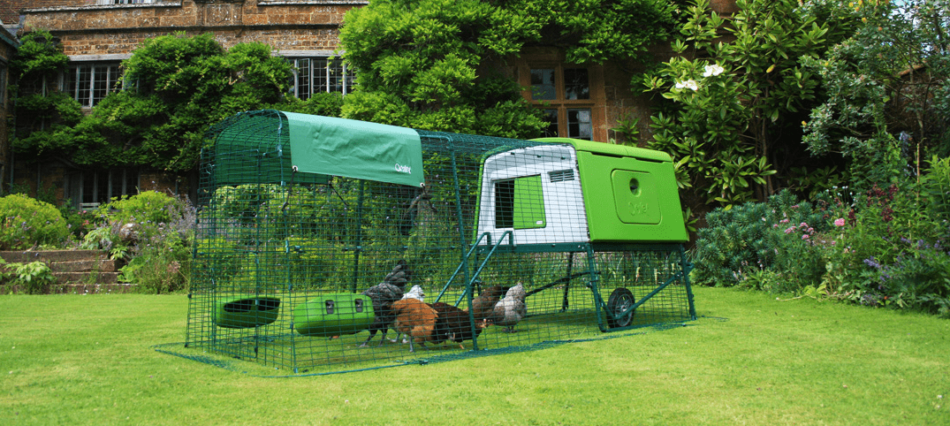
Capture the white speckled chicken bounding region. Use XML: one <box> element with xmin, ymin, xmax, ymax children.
<box><xmin>491</xmin><ymin>283</ymin><xmax>526</xmax><ymax>333</ymax></box>
<box><xmin>392</xmin><ymin>285</ymin><xmax>425</xmax><ymax>343</ymax></box>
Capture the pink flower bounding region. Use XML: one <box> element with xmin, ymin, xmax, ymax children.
<box><xmin>780</xmin><ymin>219</ymin><xmax>789</xmax><ymax>224</ymax></box>
<box><xmin>834</xmin><ymin>218</ymin><xmax>845</xmax><ymax>227</ymax></box>
<box><xmin>799</xmin><ymin>222</ymin><xmax>808</xmax><ymax>228</ymax></box>
<box><xmin>831</xmin><ymin>241</ymin><xmax>837</xmax><ymax>245</ymax></box>
<box><xmin>784</xmin><ymin>227</ymin><xmax>795</xmax><ymax>234</ymax></box>
<box><xmin>802</xmin><ymin>234</ymin><xmax>810</xmax><ymax>240</ymax></box>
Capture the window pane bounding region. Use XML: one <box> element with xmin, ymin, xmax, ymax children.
<box><xmin>564</xmin><ymin>68</ymin><xmax>589</xmax><ymax>100</ymax></box>
<box><xmin>77</xmin><ymin>66</ymin><xmax>92</xmax><ymax>107</ymax></box>
<box><xmin>109</xmin><ymin>169</ymin><xmax>125</xmax><ymax>199</ymax></box>
<box><xmin>82</xmin><ymin>172</ymin><xmax>95</xmax><ymax>204</ymax></box>
<box><xmin>126</xmin><ymin>169</ymin><xmax>139</xmax><ymax>197</ymax></box>
<box><xmin>328</xmin><ymin>60</ymin><xmax>345</xmax><ymax>93</ymax></box>
<box><xmin>65</xmin><ymin>68</ymin><xmax>76</xmax><ymax>100</ymax></box>
<box><xmin>96</xmin><ymin>171</ymin><xmax>110</xmax><ymax>205</ymax></box>
<box><xmin>92</xmin><ymin>66</ymin><xmax>111</xmax><ymax>106</ymax></box>
<box><xmin>296</xmin><ymin>58</ymin><xmax>311</xmax><ymax>100</ymax></box>
<box><xmin>568</xmin><ymin>108</ymin><xmax>592</xmax><ymax>140</ymax></box>
<box><xmin>343</xmin><ymin>65</ymin><xmax>356</xmax><ymax>94</ymax></box>
<box><xmin>543</xmin><ymin>109</ymin><xmax>558</xmax><ymax>137</ymax></box>
<box><xmin>530</xmin><ymin>69</ymin><xmax>556</xmax><ymax>100</ymax></box>
<box><xmin>313</xmin><ymin>58</ymin><xmax>329</xmax><ymax>93</ymax></box>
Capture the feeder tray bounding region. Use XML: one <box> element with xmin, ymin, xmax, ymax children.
<box><xmin>213</xmin><ymin>296</ymin><xmax>281</xmax><ymax>328</ymax></box>
<box><xmin>294</xmin><ymin>293</ymin><xmax>375</xmax><ymax>336</ymax></box>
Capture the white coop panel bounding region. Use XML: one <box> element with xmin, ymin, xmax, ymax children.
<box><xmin>476</xmin><ymin>144</ymin><xmax>589</xmax><ymax>246</ymax></box>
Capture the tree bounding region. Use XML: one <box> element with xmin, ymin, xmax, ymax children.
<box><xmin>802</xmin><ymin>0</ymin><xmax>950</xmax><ymax>189</ymax></box>
<box><xmin>11</xmin><ymin>33</ymin><xmax>341</xmax><ymax>175</ymax></box>
<box><xmin>338</xmin><ymin>0</ymin><xmax>677</xmax><ymax>137</ymax></box>
<box><xmin>644</xmin><ymin>0</ymin><xmax>858</xmax><ymax>208</ymax></box>
<box><xmin>9</xmin><ymin>31</ymin><xmax>83</xmax><ymax>162</ymax></box>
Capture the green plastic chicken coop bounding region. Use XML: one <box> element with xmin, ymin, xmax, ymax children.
<box><xmin>181</xmin><ymin>110</ymin><xmax>696</xmax><ymax>374</ymax></box>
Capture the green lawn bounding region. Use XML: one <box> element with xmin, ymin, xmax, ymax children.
<box><xmin>1</xmin><ymin>287</ymin><xmax>948</xmax><ymax>425</ymax></box>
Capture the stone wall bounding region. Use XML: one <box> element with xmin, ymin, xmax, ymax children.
<box><xmin>19</xmin><ymin>1</ymin><xmax>365</xmax><ymax>54</ymax></box>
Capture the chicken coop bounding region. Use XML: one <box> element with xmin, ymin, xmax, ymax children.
<box><xmin>176</xmin><ymin>110</ymin><xmax>696</xmax><ymax>375</ymax></box>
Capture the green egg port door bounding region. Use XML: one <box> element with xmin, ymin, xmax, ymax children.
<box><xmin>177</xmin><ymin>111</ymin><xmax>695</xmax><ymax>375</ymax></box>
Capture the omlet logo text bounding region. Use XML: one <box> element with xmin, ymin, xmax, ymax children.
<box><xmin>395</xmin><ymin>163</ymin><xmax>412</xmax><ymax>174</ymax></box>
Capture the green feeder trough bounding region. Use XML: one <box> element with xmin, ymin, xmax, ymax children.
<box><xmin>213</xmin><ymin>296</ymin><xmax>281</xmax><ymax>328</ymax></box>
<box><xmin>293</xmin><ymin>293</ymin><xmax>375</xmax><ymax>337</ymax></box>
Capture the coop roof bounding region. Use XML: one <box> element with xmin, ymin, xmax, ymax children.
<box><xmin>284</xmin><ymin>112</ymin><xmax>425</xmax><ymax>187</ymax></box>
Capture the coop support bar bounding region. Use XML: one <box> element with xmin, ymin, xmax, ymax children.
<box><xmin>454</xmin><ymin>231</ymin><xmax>514</xmax><ymax>307</ymax></box>
<box><xmin>350</xmin><ymin>180</ymin><xmax>366</xmax><ymax>293</ymax></box>
<box><xmin>449</xmin><ymin>147</ymin><xmax>472</xmax><ymax>302</ymax></box>
<box><xmin>434</xmin><ymin>231</ymin><xmax>493</xmax><ymax>304</ymax></box>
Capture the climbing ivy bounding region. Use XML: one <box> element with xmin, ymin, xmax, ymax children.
<box><xmin>339</xmin><ymin>0</ymin><xmax>677</xmax><ymax>137</ymax></box>
<box><xmin>11</xmin><ymin>32</ymin><xmax>338</xmax><ymax>174</ymax></box>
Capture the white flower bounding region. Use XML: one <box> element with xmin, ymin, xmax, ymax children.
<box><xmin>674</xmin><ymin>79</ymin><xmax>699</xmax><ymax>91</ymax></box>
<box><xmin>703</xmin><ymin>64</ymin><xmax>725</xmax><ymax>77</ymax></box>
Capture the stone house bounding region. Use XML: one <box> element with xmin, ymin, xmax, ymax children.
<box><xmin>4</xmin><ymin>0</ymin><xmax>738</xmax><ymax>208</ymax></box>
<box><xmin>0</xmin><ymin>25</ymin><xmax>17</xmax><ymax>193</ymax></box>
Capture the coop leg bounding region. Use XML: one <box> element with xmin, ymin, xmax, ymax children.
<box><xmin>562</xmin><ymin>252</ymin><xmax>575</xmax><ymax>312</ymax></box>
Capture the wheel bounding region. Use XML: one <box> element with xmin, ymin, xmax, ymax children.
<box><xmin>606</xmin><ymin>288</ymin><xmax>635</xmax><ymax>328</ymax></box>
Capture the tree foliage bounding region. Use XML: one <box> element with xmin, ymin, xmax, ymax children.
<box><xmin>339</xmin><ymin>0</ymin><xmax>677</xmax><ymax>137</ymax></box>
<box><xmin>802</xmin><ymin>0</ymin><xmax>950</xmax><ymax>189</ymax></box>
<box><xmin>10</xmin><ymin>33</ymin><xmax>338</xmax><ymax>174</ymax></box>
<box><xmin>644</xmin><ymin>0</ymin><xmax>856</xmax><ymax>208</ymax></box>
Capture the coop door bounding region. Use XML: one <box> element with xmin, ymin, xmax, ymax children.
<box><xmin>494</xmin><ymin>175</ymin><xmax>546</xmax><ymax>229</ymax></box>
<box><xmin>611</xmin><ymin>170</ymin><xmax>661</xmax><ymax>224</ymax></box>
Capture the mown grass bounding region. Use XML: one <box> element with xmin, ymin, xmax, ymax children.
<box><xmin>1</xmin><ymin>287</ymin><xmax>948</xmax><ymax>425</ymax></box>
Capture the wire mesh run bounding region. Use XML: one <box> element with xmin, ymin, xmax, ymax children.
<box><xmin>182</xmin><ymin>110</ymin><xmax>695</xmax><ymax>375</ymax></box>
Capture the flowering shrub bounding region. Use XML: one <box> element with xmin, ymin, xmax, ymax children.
<box><xmin>692</xmin><ymin>190</ymin><xmax>832</xmax><ymax>288</ymax></box>
<box><xmin>0</xmin><ymin>194</ymin><xmax>70</xmax><ymax>250</ymax></box>
<box><xmin>821</xmin><ymin>175</ymin><xmax>950</xmax><ymax>316</ymax></box>
<box><xmin>696</xmin><ymin>156</ymin><xmax>950</xmax><ymax>318</ymax></box>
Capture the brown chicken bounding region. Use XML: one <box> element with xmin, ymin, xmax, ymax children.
<box><xmin>429</xmin><ymin>302</ymin><xmax>491</xmax><ymax>350</ymax></box>
<box><xmin>391</xmin><ymin>298</ymin><xmax>438</xmax><ymax>353</ymax></box>
<box><xmin>471</xmin><ymin>285</ymin><xmax>509</xmax><ymax>324</ymax></box>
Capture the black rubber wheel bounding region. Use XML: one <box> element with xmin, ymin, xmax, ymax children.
<box><xmin>606</xmin><ymin>288</ymin><xmax>635</xmax><ymax>328</ymax></box>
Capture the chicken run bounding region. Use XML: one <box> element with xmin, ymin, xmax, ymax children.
<box><xmin>178</xmin><ymin>110</ymin><xmax>696</xmax><ymax>375</ymax></box>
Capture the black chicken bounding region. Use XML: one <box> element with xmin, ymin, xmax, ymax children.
<box><xmin>359</xmin><ymin>260</ymin><xmax>412</xmax><ymax>347</ymax></box>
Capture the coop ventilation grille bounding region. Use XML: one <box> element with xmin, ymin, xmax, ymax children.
<box><xmin>549</xmin><ymin>169</ymin><xmax>575</xmax><ymax>183</ymax></box>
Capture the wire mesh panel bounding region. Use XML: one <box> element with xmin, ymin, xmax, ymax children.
<box><xmin>183</xmin><ymin>110</ymin><xmax>695</xmax><ymax>375</ymax></box>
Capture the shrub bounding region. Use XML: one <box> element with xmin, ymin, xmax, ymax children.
<box><xmin>820</xmin><ymin>172</ymin><xmax>950</xmax><ymax>314</ymax></box>
<box><xmin>692</xmin><ymin>190</ymin><xmax>832</xmax><ymax>290</ymax></box>
<box><xmin>101</xmin><ymin>191</ymin><xmax>178</xmax><ymax>229</ymax></box>
<box><xmin>12</xmin><ymin>261</ymin><xmax>57</xmax><ymax>294</ymax></box>
<box><xmin>0</xmin><ymin>194</ymin><xmax>69</xmax><ymax>250</ymax></box>
<box><xmin>120</xmin><ymin>231</ymin><xmax>190</xmax><ymax>294</ymax></box>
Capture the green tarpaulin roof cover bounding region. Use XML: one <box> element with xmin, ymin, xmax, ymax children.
<box><xmin>284</xmin><ymin>112</ymin><xmax>425</xmax><ymax>187</ymax></box>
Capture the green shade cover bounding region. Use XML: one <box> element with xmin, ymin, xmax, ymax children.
<box><xmin>211</xmin><ymin>111</ymin><xmax>328</xmax><ymax>186</ymax></box>
<box><xmin>285</xmin><ymin>112</ymin><xmax>425</xmax><ymax>187</ymax></box>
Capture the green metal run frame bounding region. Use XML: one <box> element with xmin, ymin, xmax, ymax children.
<box><xmin>177</xmin><ymin>110</ymin><xmax>697</xmax><ymax>375</ymax></box>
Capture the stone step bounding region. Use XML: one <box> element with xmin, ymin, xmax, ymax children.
<box><xmin>53</xmin><ymin>271</ymin><xmax>120</xmax><ymax>285</ymax></box>
<box><xmin>58</xmin><ymin>283</ymin><xmax>134</xmax><ymax>294</ymax></box>
<box><xmin>48</xmin><ymin>259</ymin><xmax>117</xmax><ymax>273</ymax></box>
<box><xmin>3</xmin><ymin>282</ymin><xmax>134</xmax><ymax>294</ymax></box>
<box><xmin>0</xmin><ymin>250</ymin><xmax>106</xmax><ymax>264</ymax></box>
